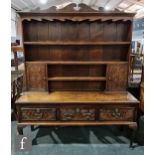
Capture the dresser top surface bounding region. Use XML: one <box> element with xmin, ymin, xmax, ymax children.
<box><xmin>16</xmin><ymin>91</ymin><xmax>138</xmax><ymax>104</ymax></box>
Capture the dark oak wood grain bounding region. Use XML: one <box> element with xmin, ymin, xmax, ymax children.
<box><xmin>24</xmin><ymin>41</ymin><xmax>131</xmax><ymax>45</ymax></box>
<box><xmin>106</xmin><ymin>64</ymin><xmax>128</xmax><ymax>91</ymax></box>
<box><xmin>16</xmin><ymin>3</ymin><xmax>138</xmax><ymax>147</ymax></box>
<box><xmin>26</xmin><ymin>63</ymin><xmax>47</xmax><ymax>91</ymax></box>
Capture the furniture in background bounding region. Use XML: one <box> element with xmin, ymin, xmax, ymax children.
<box><xmin>11</xmin><ymin>46</ymin><xmax>24</xmax><ymax>71</ymax></box>
<box><xmin>129</xmin><ymin>41</ymin><xmax>143</xmax><ymax>82</ymax></box>
<box><xmin>15</xmin><ymin>3</ymin><xmax>139</xmax><ymax>147</ymax></box>
<box><xmin>139</xmin><ymin>63</ymin><xmax>144</xmax><ymax>113</ymax></box>
<box><xmin>11</xmin><ymin>72</ymin><xmax>23</xmax><ymax>119</ymax></box>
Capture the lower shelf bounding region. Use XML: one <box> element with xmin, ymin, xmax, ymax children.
<box><xmin>48</xmin><ymin>77</ymin><xmax>106</xmax><ymax>81</ymax></box>
<box><xmin>48</xmin><ymin>81</ymin><xmax>106</xmax><ymax>91</ymax></box>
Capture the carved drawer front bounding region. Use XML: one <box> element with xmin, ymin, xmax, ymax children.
<box><xmin>60</xmin><ymin>107</ymin><xmax>95</xmax><ymax>121</ymax></box>
<box><xmin>99</xmin><ymin>107</ymin><xmax>135</xmax><ymax>121</ymax></box>
<box><xmin>21</xmin><ymin>108</ymin><xmax>56</xmax><ymax>121</ymax></box>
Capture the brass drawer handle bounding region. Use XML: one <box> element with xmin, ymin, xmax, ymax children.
<box><xmin>63</xmin><ymin>116</ymin><xmax>73</xmax><ymax>120</ymax></box>
<box><xmin>64</xmin><ymin>112</ymin><xmax>73</xmax><ymax>116</ymax></box>
<box><xmin>35</xmin><ymin>108</ymin><xmax>43</xmax><ymax>119</ymax></box>
<box><xmin>36</xmin><ymin>108</ymin><xmax>41</xmax><ymax>113</ymax></box>
<box><xmin>34</xmin><ymin>113</ymin><xmax>43</xmax><ymax>119</ymax></box>
<box><xmin>76</xmin><ymin>108</ymin><xmax>80</xmax><ymax>113</ymax></box>
<box><xmin>111</xmin><ymin>108</ymin><xmax>121</xmax><ymax>118</ymax></box>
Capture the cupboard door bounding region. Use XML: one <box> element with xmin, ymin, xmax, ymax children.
<box><xmin>26</xmin><ymin>63</ymin><xmax>47</xmax><ymax>91</ymax></box>
<box><xmin>106</xmin><ymin>64</ymin><xmax>128</xmax><ymax>91</ymax></box>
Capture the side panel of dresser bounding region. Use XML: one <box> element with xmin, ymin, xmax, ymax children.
<box><xmin>106</xmin><ymin>64</ymin><xmax>128</xmax><ymax>91</ymax></box>
<box><xmin>25</xmin><ymin>63</ymin><xmax>47</xmax><ymax>91</ymax></box>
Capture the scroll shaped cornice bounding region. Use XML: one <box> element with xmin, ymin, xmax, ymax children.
<box><xmin>21</xmin><ymin>3</ymin><xmax>100</xmax><ymax>13</ymax></box>
<box><xmin>19</xmin><ymin>3</ymin><xmax>135</xmax><ymax>14</ymax></box>
<box><xmin>18</xmin><ymin>3</ymin><xmax>135</xmax><ymax>22</ymax></box>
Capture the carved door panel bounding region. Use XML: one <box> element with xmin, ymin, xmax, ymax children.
<box><xmin>106</xmin><ymin>64</ymin><xmax>128</xmax><ymax>91</ymax></box>
<box><xmin>26</xmin><ymin>63</ymin><xmax>47</xmax><ymax>91</ymax></box>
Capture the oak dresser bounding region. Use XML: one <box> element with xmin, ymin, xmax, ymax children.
<box><xmin>15</xmin><ymin>3</ymin><xmax>139</xmax><ymax>147</ymax></box>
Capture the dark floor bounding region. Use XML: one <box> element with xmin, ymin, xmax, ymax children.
<box><xmin>11</xmin><ymin>117</ymin><xmax>144</xmax><ymax>155</ymax></box>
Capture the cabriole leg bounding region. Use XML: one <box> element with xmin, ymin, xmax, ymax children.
<box><xmin>129</xmin><ymin>123</ymin><xmax>137</xmax><ymax>148</ymax></box>
<box><xmin>17</xmin><ymin>125</ymin><xmax>24</xmax><ymax>135</ymax></box>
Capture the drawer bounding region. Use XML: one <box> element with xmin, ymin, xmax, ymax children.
<box><xmin>99</xmin><ymin>107</ymin><xmax>135</xmax><ymax>121</ymax></box>
<box><xmin>21</xmin><ymin>107</ymin><xmax>56</xmax><ymax>121</ymax></box>
<box><xmin>60</xmin><ymin>107</ymin><xmax>95</xmax><ymax>121</ymax></box>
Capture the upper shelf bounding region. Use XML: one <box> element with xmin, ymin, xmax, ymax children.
<box><xmin>48</xmin><ymin>77</ymin><xmax>106</xmax><ymax>81</ymax></box>
<box><xmin>24</xmin><ymin>41</ymin><xmax>131</xmax><ymax>45</ymax></box>
<box><xmin>26</xmin><ymin>61</ymin><xmax>128</xmax><ymax>65</ymax></box>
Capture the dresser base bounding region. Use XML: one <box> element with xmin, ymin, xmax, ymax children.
<box><xmin>16</xmin><ymin>91</ymin><xmax>139</xmax><ymax>148</ymax></box>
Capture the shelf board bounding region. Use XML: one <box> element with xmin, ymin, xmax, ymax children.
<box><xmin>24</xmin><ymin>41</ymin><xmax>130</xmax><ymax>45</ymax></box>
<box><xmin>48</xmin><ymin>77</ymin><xmax>106</xmax><ymax>81</ymax></box>
<box><xmin>26</xmin><ymin>61</ymin><xmax>128</xmax><ymax>65</ymax></box>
